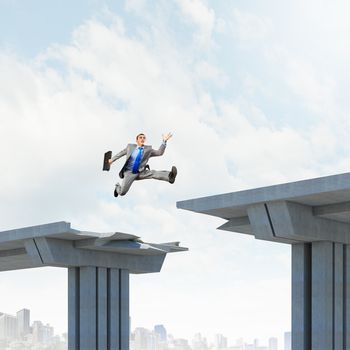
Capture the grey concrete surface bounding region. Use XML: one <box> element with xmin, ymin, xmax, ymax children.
<box><xmin>177</xmin><ymin>172</ymin><xmax>350</xmax><ymax>219</ymax></box>
<box><xmin>0</xmin><ymin>222</ymin><xmax>187</xmax><ymax>350</ymax></box>
<box><xmin>0</xmin><ymin>221</ymin><xmax>187</xmax><ymax>273</ymax></box>
<box><xmin>291</xmin><ymin>244</ymin><xmax>311</xmax><ymax>350</ymax></box>
<box><xmin>177</xmin><ymin>172</ymin><xmax>350</xmax><ymax>350</ymax></box>
<box><xmin>68</xmin><ymin>267</ymin><xmax>130</xmax><ymax>350</ymax></box>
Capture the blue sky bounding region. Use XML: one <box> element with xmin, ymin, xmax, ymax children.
<box><xmin>1</xmin><ymin>0</ymin><xmax>350</xmax><ymax>346</ymax></box>
<box><xmin>0</xmin><ymin>0</ymin><xmax>119</xmax><ymax>56</ymax></box>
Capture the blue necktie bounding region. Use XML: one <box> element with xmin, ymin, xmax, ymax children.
<box><xmin>132</xmin><ymin>147</ymin><xmax>143</xmax><ymax>174</ymax></box>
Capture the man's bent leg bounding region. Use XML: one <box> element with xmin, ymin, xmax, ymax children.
<box><xmin>116</xmin><ymin>172</ymin><xmax>138</xmax><ymax>196</ymax></box>
<box><xmin>138</xmin><ymin>169</ymin><xmax>170</xmax><ymax>182</ymax></box>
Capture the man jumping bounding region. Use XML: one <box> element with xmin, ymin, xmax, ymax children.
<box><xmin>107</xmin><ymin>132</ymin><xmax>177</xmax><ymax>197</ymax></box>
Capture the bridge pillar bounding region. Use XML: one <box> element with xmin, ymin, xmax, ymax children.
<box><xmin>292</xmin><ymin>242</ymin><xmax>350</xmax><ymax>350</ymax></box>
<box><xmin>68</xmin><ymin>267</ymin><xmax>129</xmax><ymax>350</ymax></box>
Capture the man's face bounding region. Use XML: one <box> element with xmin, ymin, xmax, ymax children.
<box><xmin>136</xmin><ymin>134</ymin><xmax>146</xmax><ymax>146</ymax></box>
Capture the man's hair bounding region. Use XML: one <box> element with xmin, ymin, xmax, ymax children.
<box><xmin>136</xmin><ymin>133</ymin><xmax>146</xmax><ymax>140</ymax></box>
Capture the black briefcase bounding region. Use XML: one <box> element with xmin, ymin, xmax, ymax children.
<box><xmin>103</xmin><ymin>151</ymin><xmax>112</xmax><ymax>171</ymax></box>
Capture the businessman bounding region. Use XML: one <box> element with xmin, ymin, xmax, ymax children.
<box><xmin>108</xmin><ymin>132</ymin><xmax>177</xmax><ymax>197</ymax></box>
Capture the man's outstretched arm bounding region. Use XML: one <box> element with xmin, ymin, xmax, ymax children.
<box><xmin>109</xmin><ymin>147</ymin><xmax>127</xmax><ymax>165</ymax></box>
<box><xmin>151</xmin><ymin>132</ymin><xmax>173</xmax><ymax>157</ymax></box>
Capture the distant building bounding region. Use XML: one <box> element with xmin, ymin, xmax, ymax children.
<box><xmin>284</xmin><ymin>332</ymin><xmax>291</xmax><ymax>350</ymax></box>
<box><xmin>244</xmin><ymin>345</ymin><xmax>255</xmax><ymax>350</ymax></box>
<box><xmin>16</xmin><ymin>308</ymin><xmax>30</xmax><ymax>340</ymax></box>
<box><xmin>32</xmin><ymin>320</ymin><xmax>54</xmax><ymax>344</ymax></box>
<box><xmin>268</xmin><ymin>337</ymin><xmax>278</xmax><ymax>350</ymax></box>
<box><xmin>134</xmin><ymin>327</ymin><xmax>150</xmax><ymax>350</ymax></box>
<box><xmin>154</xmin><ymin>324</ymin><xmax>167</xmax><ymax>342</ymax></box>
<box><xmin>215</xmin><ymin>333</ymin><xmax>228</xmax><ymax>349</ymax></box>
<box><xmin>192</xmin><ymin>333</ymin><xmax>208</xmax><ymax>350</ymax></box>
<box><xmin>173</xmin><ymin>338</ymin><xmax>191</xmax><ymax>350</ymax></box>
<box><xmin>234</xmin><ymin>337</ymin><xmax>244</xmax><ymax>347</ymax></box>
<box><xmin>0</xmin><ymin>313</ymin><xmax>17</xmax><ymax>340</ymax></box>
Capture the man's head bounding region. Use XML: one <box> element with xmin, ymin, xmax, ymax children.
<box><xmin>136</xmin><ymin>133</ymin><xmax>146</xmax><ymax>147</ymax></box>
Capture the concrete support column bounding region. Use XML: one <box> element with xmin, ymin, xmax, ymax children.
<box><xmin>292</xmin><ymin>242</ymin><xmax>350</xmax><ymax>350</ymax></box>
<box><xmin>311</xmin><ymin>241</ymin><xmax>334</xmax><ymax>349</ymax></box>
<box><xmin>292</xmin><ymin>243</ymin><xmax>311</xmax><ymax>350</ymax></box>
<box><xmin>334</xmin><ymin>243</ymin><xmax>344</xmax><ymax>349</ymax></box>
<box><xmin>68</xmin><ymin>267</ymin><xmax>130</xmax><ymax>350</ymax></box>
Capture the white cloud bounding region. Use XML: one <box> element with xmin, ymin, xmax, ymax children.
<box><xmin>262</xmin><ymin>45</ymin><xmax>350</xmax><ymax>175</ymax></box>
<box><xmin>194</xmin><ymin>60</ymin><xmax>229</xmax><ymax>88</ymax></box>
<box><xmin>231</xmin><ymin>9</ymin><xmax>272</xmax><ymax>44</ymax></box>
<box><xmin>285</xmin><ymin>58</ymin><xmax>336</xmax><ymax>115</ymax></box>
<box><xmin>176</xmin><ymin>0</ymin><xmax>216</xmax><ymax>47</ymax></box>
<box><xmin>215</xmin><ymin>17</ymin><xmax>226</xmax><ymax>34</ymax></box>
<box><xmin>125</xmin><ymin>0</ymin><xmax>147</xmax><ymax>13</ymax></box>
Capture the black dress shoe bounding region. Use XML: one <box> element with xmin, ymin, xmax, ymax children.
<box><xmin>114</xmin><ymin>189</ymin><xmax>119</xmax><ymax>197</ymax></box>
<box><xmin>169</xmin><ymin>166</ymin><xmax>177</xmax><ymax>184</ymax></box>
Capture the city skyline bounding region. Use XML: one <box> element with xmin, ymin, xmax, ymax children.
<box><xmin>0</xmin><ymin>305</ymin><xmax>288</xmax><ymax>349</ymax></box>
<box><xmin>130</xmin><ymin>323</ymin><xmax>291</xmax><ymax>350</ymax></box>
<box><xmin>0</xmin><ymin>307</ymin><xmax>66</xmax><ymax>350</ymax></box>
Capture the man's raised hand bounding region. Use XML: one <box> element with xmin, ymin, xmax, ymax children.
<box><xmin>162</xmin><ymin>132</ymin><xmax>173</xmax><ymax>142</ymax></box>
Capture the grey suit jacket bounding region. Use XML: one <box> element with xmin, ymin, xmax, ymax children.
<box><xmin>111</xmin><ymin>143</ymin><xmax>166</xmax><ymax>178</ymax></box>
